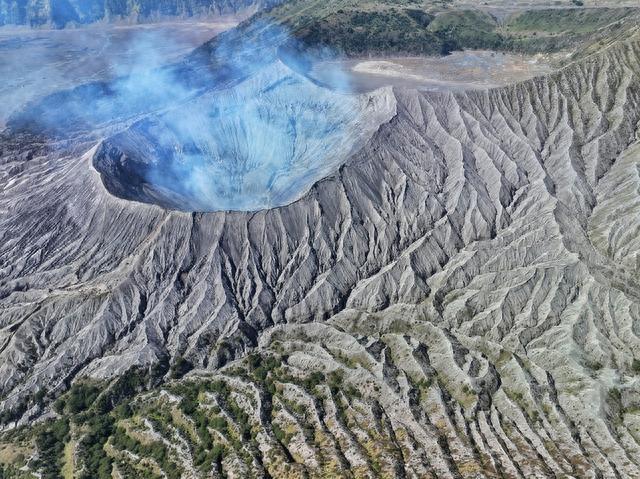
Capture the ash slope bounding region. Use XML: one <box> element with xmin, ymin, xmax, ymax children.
<box><xmin>2</xmin><ymin>28</ymin><xmax>640</xmax><ymax>478</ymax></box>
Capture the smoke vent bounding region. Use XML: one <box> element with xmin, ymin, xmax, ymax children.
<box><xmin>93</xmin><ymin>64</ymin><xmax>395</xmax><ymax>212</ymax></box>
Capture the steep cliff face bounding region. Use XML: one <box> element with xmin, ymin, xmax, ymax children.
<box><xmin>2</xmin><ymin>16</ymin><xmax>640</xmax><ymax>479</ymax></box>
<box><xmin>0</xmin><ymin>0</ymin><xmax>276</xmax><ymax>27</ymax></box>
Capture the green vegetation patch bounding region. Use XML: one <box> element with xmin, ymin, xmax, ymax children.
<box><xmin>427</xmin><ymin>9</ymin><xmax>502</xmax><ymax>50</ymax></box>
<box><xmin>34</xmin><ymin>419</ymin><xmax>70</xmax><ymax>479</ymax></box>
<box><xmin>254</xmin><ymin>0</ymin><xmax>640</xmax><ymax>58</ymax></box>
<box><xmin>1</xmin><ymin>366</ymin><xmax>164</xmax><ymax>479</ymax></box>
<box><xmin>505</xmin><ymin>7</ymin><xmax>635</xmax><ymax>34</ymax></box>
<box><xmin>296</xmin><ymin>8</ymin><xmax>456</xmax><ymax>56</ymax></box>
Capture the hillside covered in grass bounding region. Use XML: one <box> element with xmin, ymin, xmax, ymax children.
<box><xmin>253</xmin><ymin>0</ymin><xmax>640</xmax><ymax>57</ymax></box>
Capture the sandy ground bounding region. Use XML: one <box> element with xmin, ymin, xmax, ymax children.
<box><xmin>0</xmin><ymin>18</ymin><xmax>240</xmax><ymax>129</ymax></box>
<box><xmin>310</xmin><ymin>51</ymin><xmax>554</xmax><ymax>93</ymax></box>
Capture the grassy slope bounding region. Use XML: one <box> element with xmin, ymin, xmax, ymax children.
<box><xmin>501</xmin><ymin>7</ymin><xmax>638</xmax><ymax>55</ymax></box>
<box><xmin>505</xmin><ymin>7</ymin><xmax>634</xmax><ymax>34</ymax></box>
<box><xmin>255</xmin><ymin>0</ymin><xmax>640</xmax><ymax>57</ymax></box>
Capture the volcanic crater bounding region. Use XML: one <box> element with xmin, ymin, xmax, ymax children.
<box><xmin>92</xmin><ymin>64</ymin><xmax>395</xmax><ymax>212</ymax></box>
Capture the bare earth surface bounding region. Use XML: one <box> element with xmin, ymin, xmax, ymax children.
<box><xmin>310</xmin><ymin>50</ymin><xmax>554</xmax><ymax>93</ymax></box>
<box><xmin>3</xmin><ymin>4</ymin><xmax>640</xmax><ymax>476</ymax></box>
<box><xmin>0</xmin><ymin>18</ymin><xmax>240</xmax><ymax>128</ymax></box>
<box><xmin>3</xmin><ymin>33</ymin><xmax>640</xmax><ymax>476</ymax></box>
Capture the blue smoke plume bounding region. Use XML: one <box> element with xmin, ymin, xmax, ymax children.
<box><xmin>9</xmin><ymin>21</ymin><xmax>368</xmax><ymax>212</ymax></box>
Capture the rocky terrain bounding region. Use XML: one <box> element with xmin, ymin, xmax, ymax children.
<box><xmin>1</xmin><ymin>2</ymin><xmax>640</xmax><ymax>478</ymax></box>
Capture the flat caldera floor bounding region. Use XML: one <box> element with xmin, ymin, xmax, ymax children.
<box><xmin>0</xmin><ymin>17</ymin><xmax>241</xmax><ymax>129</ymax></box>
<box><xmin>310</xmin><ymin>50</ymin><xmax>555</xmax><ymax>93</ymax></box>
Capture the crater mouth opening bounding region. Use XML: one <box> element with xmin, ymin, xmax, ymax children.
<box><xmin>93</xmin><ymin>65</ymin><xmax>394</xmax><ymax>212</ymax></box>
